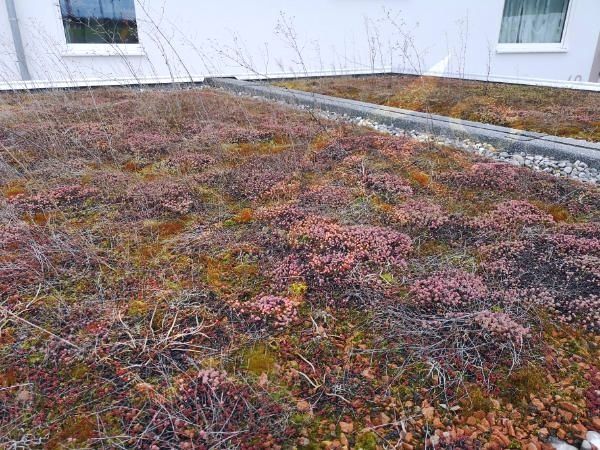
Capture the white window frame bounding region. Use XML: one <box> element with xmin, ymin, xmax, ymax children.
<box><xmin>61</xmin><ymin>43</ymin><xmax>145</xmax><ymax>57</ymax></box>
<box><xmin>55</xmin><ymin>1</ymin><xmax>145</xmax><ymax>57</ymax></box>
<box><xmin>496</xmin><ymin>0</ymin><xmax>574</xmax><ymax>54</ymax></box>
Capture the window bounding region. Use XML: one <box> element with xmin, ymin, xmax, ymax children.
<box><xmin>59</xmin><ymin>0</ymin><xmax>138</xmax><ymax>45</ymax></box>
<box><xmin>499</xmin><ymin>0</ymin><xmax>570</xmax><ymax>44</ymax></box>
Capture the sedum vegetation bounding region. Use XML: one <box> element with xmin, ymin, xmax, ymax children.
<box><xmin>0</xmin><ymin>87</ymin><xmax>599</xmax><ymax>449</ymax></box>
<box><xmin>275</xmin><ymin>75</ymin><xmax>600</xmax><ymax>142</ymax></box>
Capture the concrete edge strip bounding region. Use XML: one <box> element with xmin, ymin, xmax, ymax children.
<box><xmin>205</xmin><ymin>77</ymin><xmax>600</xmax><ymax>169</ymax></box>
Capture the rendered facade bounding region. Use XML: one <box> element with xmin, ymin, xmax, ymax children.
<box><xmin>0</xmin><ymin>0</ymin><xmax>599</xmax><ymax>90</ymax></box>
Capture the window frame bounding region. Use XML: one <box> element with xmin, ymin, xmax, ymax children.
<box><xmin>496</xmin><ymin>0</ymin><xmax>574</xmax><ymax>54</ymax></box>
<box><xmin>55</xmin><ymin>0</ymin><xmax>145</xmax><ymax>57</ymax></box>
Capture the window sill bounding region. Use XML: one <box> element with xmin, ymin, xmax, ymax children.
<box><xmin>61</xmin><ymin>44</ymin><xmax>145</xmax><ymax>57</ymax></box>
<box><xmin>496</xmin><ymin>43</ymin><xmax>568</xmax><ymax>54</ymax></box>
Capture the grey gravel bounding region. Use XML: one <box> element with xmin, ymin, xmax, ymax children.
<box><xmin>587</xmin><ymin>431</ymin><xmax>600</xmax><ymax>448</ymax></box>
<box><xmin>314</xmin><ymin>110</ymin><xmax>600</xmax><ymax>184</ymax></box>
<box><xmin>580</xmin><ymin>440</ymin><xmax>592</xmax><ymax>450</ymax></box>
<box><xmin>548</xmin><ymin>437</ymin><xmax>578</xmax><ymax>450</ymax></box>
<box><xmin>234</xmin><ymin>90</ymin><xmax>600</xmax><ymax>184</ymax></box>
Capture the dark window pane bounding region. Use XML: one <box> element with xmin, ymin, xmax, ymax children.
<box><xmin>59</xmin><ymin>0</ymin><xmax>138</xmax><ymax>44</ymax></box>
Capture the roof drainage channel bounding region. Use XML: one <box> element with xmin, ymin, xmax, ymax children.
<box><xmin>205</xmin><ymin>77</ymin><xmax>600</xmax><ymax>169</ymax></box>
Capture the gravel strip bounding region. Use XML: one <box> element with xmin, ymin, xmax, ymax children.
<box><xmin>320</xmin><ymin>110</ymin><xmax>600</xmax><ymax>184</ymax></box>
<box><xmin>223</xmin><ymin>87</ymin><xmax>600</xmax><ymax>184</ymax></box>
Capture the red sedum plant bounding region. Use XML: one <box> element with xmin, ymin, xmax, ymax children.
<box><xmin>127</xmin><ymin>180</ymin><xmax>194</xmax><ymax>216</ymax></box>
<box><xmin>409</xmin><ymin>269</ymin><xmax>488</xmax><ymax>312</ymax></box>
<box><xmin>8</xmin><ymin>184</ymin><xmax>98</xmax><ymax>212</ymax></box>
<box><xmin>277</xmin><ymin>215</ymin><xmax>412</xmax><ymax>294</ymax></box>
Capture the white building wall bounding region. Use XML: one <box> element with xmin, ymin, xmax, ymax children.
<box><xmin>0</xmin><ymin>0</ymin><xmax>599</xmax><ymax>89</ymax></box>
